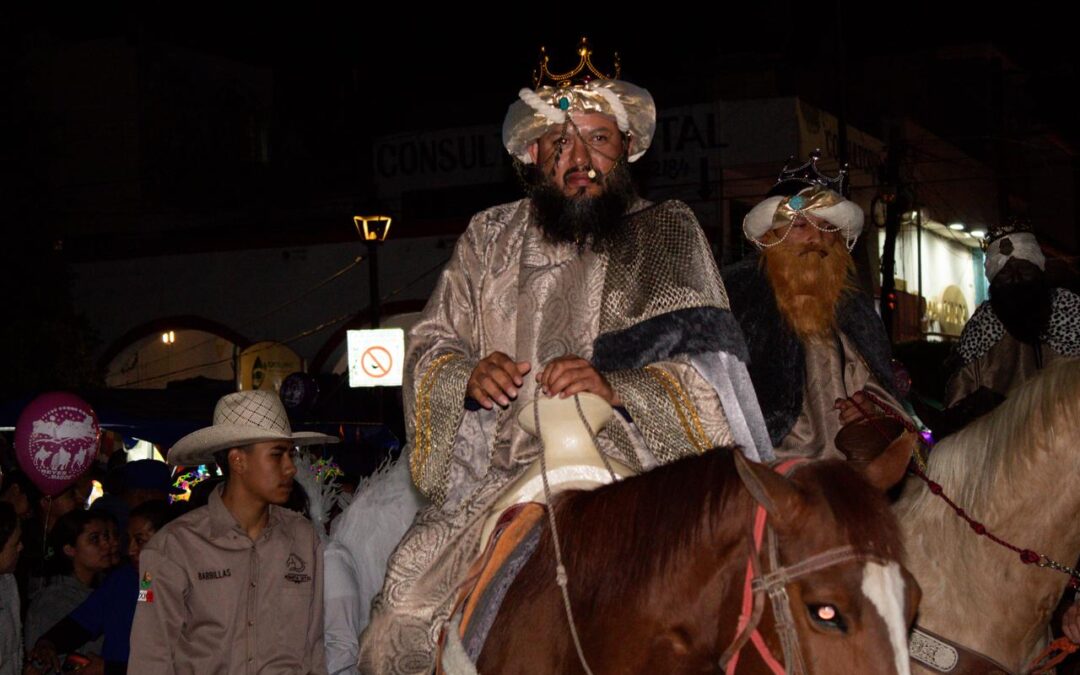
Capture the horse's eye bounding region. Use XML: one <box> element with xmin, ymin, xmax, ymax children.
<box><xmin>807</xmin><ymin>603</ymin><xmax>847</xmax><ymax>633</ymax></box>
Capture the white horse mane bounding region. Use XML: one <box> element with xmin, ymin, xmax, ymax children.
<box><xmin>895</xmin><ymin>358</ymin><xmax>1080</xmax><ymax>670</ymax></box>
<box><xmin>903</xmin><ymin>358</ymin><xmax>1080</xmax><ymax>517</ymax></box>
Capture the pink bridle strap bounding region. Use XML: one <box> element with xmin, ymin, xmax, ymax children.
<box><xmin>722</xmin><ymin>458</ymin><xmax>807</xmax><ymax>675</ymax></box>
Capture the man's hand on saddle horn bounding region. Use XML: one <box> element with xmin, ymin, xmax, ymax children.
<box><xmin>467</xmin><ymin>352</ymin><xmax>532</xmax><ymax>409</ymax></box>
<box><xmin>834</xmin><ymin>390</ymin><xmax>879</xmax><ymax>425</ymax></box>
<box><xmin>537</xmin><ymin>354</ymin><xmax>622</xmax><ymax>407</ymax></box>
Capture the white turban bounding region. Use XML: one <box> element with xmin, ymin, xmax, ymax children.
<box><xmin>502</xmin><ymin>79</ymin><xmax>656</xmax><ymax>164</ymax></box>
<box><xmin>742</xmin><ymin>187</ymin><xmax>864</xmax><ymax>249</ymax></box>
<box><xmin>984</xmin><ymin>232</ymin><xmax>1045</xmax><ymax>282</ymax></box>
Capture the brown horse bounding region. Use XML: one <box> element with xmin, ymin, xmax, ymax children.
<box><xmin>474</xmin><ymin>438</ymin><xmax>920</xmax><ymax>674</ymax></box>
<box><xmin>896</xmin><ymin>359</ymin><xmax>1080</xmax><ymax>673</ymax></box>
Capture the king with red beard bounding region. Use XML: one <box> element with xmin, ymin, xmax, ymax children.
<box><xmin>724</xmin><ymin>153</ymin><xmax>909</xmax><ymax>460</ymax></box>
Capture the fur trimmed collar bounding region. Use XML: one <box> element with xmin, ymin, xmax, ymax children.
<box><xmin>722</xmin><ymin>257</ymin><xmax>897</xmax><ymax>445</ymax></box>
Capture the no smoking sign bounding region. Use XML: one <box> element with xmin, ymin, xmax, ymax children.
<box><xmin>347</xmin><ymin>329</ymin><xmax>405</xmax><ymax>387</ymax></box>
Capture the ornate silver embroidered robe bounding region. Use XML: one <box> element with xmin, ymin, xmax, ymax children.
<box><xmin>358</xmin><ymin>198</ymin><xmax>769</xmax><ymax>674</ymax></box>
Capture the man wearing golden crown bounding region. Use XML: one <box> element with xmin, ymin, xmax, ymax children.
<box><xmin>723</xmin><ymin>154</ymin><xmax>907</xmax><ymax>460</ymax></box>
<box><xmin>356</xmin><ymin>39</ymin><xmax>771</xmax><ymax>673</ymax></box>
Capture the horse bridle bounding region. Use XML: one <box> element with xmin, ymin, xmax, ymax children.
<box><xmin>719</xmin><ymin>458</ymin><xmax>882</xmax><ymax>675</ymax></box>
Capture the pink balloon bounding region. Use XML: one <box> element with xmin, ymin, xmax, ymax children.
<box><xmin>14</xmin><ymin>392</ymin><xmax>100</xmax><ymax>497</ymax></box>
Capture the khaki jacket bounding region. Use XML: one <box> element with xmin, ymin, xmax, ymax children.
<box><xmin>129</xmin><ymin>485</ymin><xmax>326</xmax><ymax>674</ymax></box>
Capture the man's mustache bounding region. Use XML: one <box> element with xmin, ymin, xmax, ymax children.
<box><xmin>562</xmin><ymin>166</ymin><xmax>601</xmax><ymax>183</ymax></box>
<box><xmin>798</xmin><ymin>245</ymin><xmax>829</xmax><ymax>259</ymax></box>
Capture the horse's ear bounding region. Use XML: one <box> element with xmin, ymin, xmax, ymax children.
<box><xmin>861</xmin><ymin>431</ymin><xmax>917</xmax><ymax>492</ymax></box>
<box><xmin>733</xmin><ymin>450</ymin><xmax>803</xmax><ymax>528</ymax></box>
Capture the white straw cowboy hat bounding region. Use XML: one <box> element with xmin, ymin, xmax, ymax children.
<box><xmin>168</xmin><ymin>390</ymin><xmax>339</xmax><ymax>466</ymax></box>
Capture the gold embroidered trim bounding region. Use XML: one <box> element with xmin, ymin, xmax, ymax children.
<box><xmin>644</xmin><ymin>365</ymin><xmax>710</xmax><ymax>452</ymax></box>
<box><xmin>410</xmin><ymin>353</ymin><xmax>464</xmax><ymax>482</ymax></box>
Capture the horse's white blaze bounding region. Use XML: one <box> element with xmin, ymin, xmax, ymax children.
<box><xmin>861</xmin><ymin>561</ymin><xmax>910</xmax><ymax>675</ymax></box>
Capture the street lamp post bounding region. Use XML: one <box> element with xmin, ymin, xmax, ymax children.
<box><xmin>353</xmin><ymin>215</ymin><xmax>393</xmax><ymax>424</ymax></box>
<box><xmin>353</xmin><ymin>215</ymin><xmax>393</xmax><ymax>329</ymax></box>
<box><xmin>368</xmin><ymin>243</ymin><xmax>381</xmax><ymax>328</ymax></box>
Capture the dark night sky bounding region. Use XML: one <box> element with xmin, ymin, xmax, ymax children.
<box><xmin>3</xmin><ymin>1</ymin><xmax>1076</xmax><ymax>255</ymax></box>
<box><xmin>6</xmin><ymin>2</ymin><xmax>1074</xmax><ymax>137</ymax></box>
<box><xmin>0</xmin><ymin>2</ymin><xmax>1075</xmax><ymax>397</ymax></box>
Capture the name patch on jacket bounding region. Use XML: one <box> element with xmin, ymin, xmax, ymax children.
<box><xmin>198</xmin><ymin>568</ymin><xmax>232</xmax><ymax>581</ymax></box>
<box><xmin>284</xmin><ymin>553</ymin><xmax>311</xmax><ymax>584</ymax></box>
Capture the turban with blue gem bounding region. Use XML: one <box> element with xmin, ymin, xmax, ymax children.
<box><xmin>502</xmin><ymin>79</ymin><xmax>656</xmax><ymax>164</ymax></box>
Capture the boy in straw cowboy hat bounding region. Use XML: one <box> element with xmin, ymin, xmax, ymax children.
<box><xmin>129</xmin><ymin>390</ymin><xmax>338</xmax><ymax>674</ymax></box>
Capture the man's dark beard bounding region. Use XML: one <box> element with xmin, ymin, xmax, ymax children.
<box><xmin>523</xmin><ymin>161</ymin><xmax>636</xmax><ymax>253</ymax></box>
<box><xmin>990</xmin><ymin>277</ymin><xmax>1053</xmax><ymax>344</ymax></box>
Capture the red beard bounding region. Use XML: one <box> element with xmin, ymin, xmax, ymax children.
<box><xmin>762</xmin><ymin>239</ymin><xmax>855</xmax><ymax>342</ymax></box>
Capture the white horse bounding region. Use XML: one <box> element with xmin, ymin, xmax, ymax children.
<box><xmin>895</xmin><ymin>358</ymin><xmax>1080</xmax><ymax>673</ymax></box>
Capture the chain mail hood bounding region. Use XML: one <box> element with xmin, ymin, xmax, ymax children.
<box><xmin>591</xmin><ymin>200</ymin><xmax>748</xmax><ymax>369</ymax></box>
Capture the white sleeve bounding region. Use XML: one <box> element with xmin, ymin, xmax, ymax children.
<box><xmin>323</xmin><ymin>540</ymin><xmax>362</xmax><ymax>675</ymax></box>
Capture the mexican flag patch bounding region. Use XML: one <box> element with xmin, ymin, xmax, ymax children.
<box><xmin>138</xmin><ymin>572</ymin><xmax>154</xmax><ymax>603</ymax></box>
